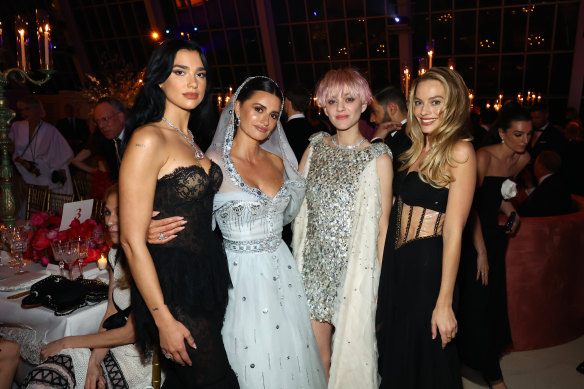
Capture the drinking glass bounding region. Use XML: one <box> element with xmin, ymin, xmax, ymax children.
<box><xmin>76</xmin><ymin>237</ymin><xmax>89</xmax><ymax>278</ymax></box>
<box><xmin>8</xmin><ymin>227</ymin><xmax>27</xmax><ymax>274</ymax></box>
<box><xmin>51</xmin><ymin>240</ymin><xmax>66</xmax><ymax>277</ymax></box>
<box><xmin>92</xmin><ymin>228</ymin><xmax>105</xmax><ymax>245</ymax></box>
<box><xmin>61</xmin><ymin>241</ymin><xmax>79</xmax><ymax>280</ymax></box>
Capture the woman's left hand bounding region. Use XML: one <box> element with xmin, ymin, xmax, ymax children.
<box><xmin>431</xmin><ymin>304</ymin><xmax>458</xmax><ymax>349</ymax></box>
<box><xmin>40</xmin><ymin>338</ymin><xmax>66</xmax><ymax>361</ymax></box>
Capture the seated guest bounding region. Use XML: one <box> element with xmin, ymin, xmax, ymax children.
<box><xmin>283</xmin><ymin>83</ymin><xmax>315</xmax><ymax>161</ymax></box>
<box><xmin>22</xmin><ymin>184</ymin><xmax>160</xmax><ymax>389</ymax></box>
<box><xmin>518</xmin><ymin>151</ymin><xmax>573</xmax><ymax>217</ymax></box>
<box><xmin>9</xmin><ymin>97</ymin><xmax>74</xmax><ymax>217</ymax></box>
<box><xmin>0</xmin><ymin>339</ymin><xmax>19</xmax><ymax>389</ymax></box>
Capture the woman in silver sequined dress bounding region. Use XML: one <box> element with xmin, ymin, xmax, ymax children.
<box><xmin>292</xmin><ymin>68</ymin><xmax>393</xmax><ymax>388</ymax></box>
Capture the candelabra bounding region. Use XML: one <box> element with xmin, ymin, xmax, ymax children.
<box><xmin>0</xmin><ymin>68</ymin><xmax>54</xmax><ymax>226</ymax></box>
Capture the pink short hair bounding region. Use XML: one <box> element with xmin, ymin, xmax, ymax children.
<box><xmin>315</xmin><ymin>68</ymin><xmax>372</xmax><ymax>107</ymax></box>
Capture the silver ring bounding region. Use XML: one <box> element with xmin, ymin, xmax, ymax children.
<box><xmin>159</xmin><ymin>232</ymin><xmax>166</xmax><ymax>240</ymax></box>
<box><xmin>164</xmin><ymin>353</ymin><xmax>172</xmax><ymax>359</ymax></box>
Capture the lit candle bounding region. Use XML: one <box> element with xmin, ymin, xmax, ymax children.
<box><xmin>44</xmin><ymin>24</ymin><xmax>50</xmax><ymax>69</ymax></box>
<box><xmin>404</xmin><ymin>67</ymin><xmax>410</xmax><ymax>97</ymax></box>
<box><xmin>97</xmin><ymin>254</ymin><xmax>107</xmax><ymax>270</ymax></box>
<box><xmin>217</xmin><ymin>95</ymin><xmax>222</xmax><ymax>107</ymax></box>
<box><xmin>427</xmin><ymin>50</ymin><xmax>433</xmax><ymax>68</ymax></box>
<box><xmin>229</xmin><ymin>86</ymin><xmax>233</xmax><ymax>97</ymax></box>
<box><xmin>537</xmin><ymin>94</ymin><xmax>541</xmax><ymax>102</ymax></box>
<box><xmin>18</xmin><ymin>29</ymin><xmax>26</xmax><ymax>71</ymax></box>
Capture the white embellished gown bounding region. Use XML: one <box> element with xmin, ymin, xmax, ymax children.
<box><xmin>210</xmin><ymin>151</ymin><xmax>326</xmax><ymax>389</ymax></box>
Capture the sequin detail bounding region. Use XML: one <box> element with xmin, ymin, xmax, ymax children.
<box><xmin>302</xmin><ymin>133</ymin><xmax>390</xmax><ymax>322</ymax></box>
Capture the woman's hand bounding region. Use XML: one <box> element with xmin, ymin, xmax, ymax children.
<box><xmin>158</xmin><ymin>314</ymin><xmax>197</xmax><ymax>366</ymax></box>
<box><xmin>506</xmin><ymin>213</ymin><xmax>520</xmax><ymax>235</ymax></box>
<box><xmin>146</xmin><ymin>211</ymin><xmax>186</xmax><ymax>244</ymax></box>
<box><xmin>40</xmin><ymin>338</ymin><xmax>67</xmax><ymax>361</ymax></box>
<box><xmin>84</xmin><ymin>356</ymin><xmax>105</xmax><ymax>389</ymax></box>
<box><xmin>431</xmin><ymin>304</ymin><xmax>458</xmax><ymax>349</ymax></box>
<box><xmin>476</xmin><ymin>251</ymin><xmax>489</xmax><ymax>286</ymax></box>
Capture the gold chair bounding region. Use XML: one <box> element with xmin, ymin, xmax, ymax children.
<box><xmin>152</xmin><ymin>346</ymin><xmax>161</xmax><ymax>389</ymax></box>
<box><xmin>25</xmin><ymin>185</ymin><xmax>49</xmax><ymax>219</ymax></box>
<box><xmin>72</xmin><ymin>176</ymin><xmax>91</xmax><ymax>201</ymax></box>
<box><xmin>91</xmin><ymin>199</ymin><xmax>106</xmax><ymax>223</ymax></box>
<box><xmin>46</xmin><ymin>191</ymin><xmax>74</xmax><ymax>214</ymax></box>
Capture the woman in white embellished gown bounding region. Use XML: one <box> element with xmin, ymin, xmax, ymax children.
<box><xmin>205</xmin><ymin>77</ymin><xmax>326</xmax><ymax>389</ymax></box>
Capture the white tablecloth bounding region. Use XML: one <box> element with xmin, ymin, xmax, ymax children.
<box><xmin>0</xmin><ymin>262</ymin><xmax>107</xmax><ymax>364</ymax></box>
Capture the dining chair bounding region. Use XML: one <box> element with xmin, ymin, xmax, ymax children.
<box><xmin>25</xmin><ymin>184</ymin><xmax>49</xmax><ymax>219</ymax></box>
<box><xmin>72</xmin><ymin>176</ymin><xmax>91</xmax><ymax>201</ymax></box>
<box><xmin>152</xmin><ymin>345</ymin><xmax>161</xmax><ymax>389</ymax></box>
<box><xmin>91</xmin><ymin>199</ymin><xmax>105</xmax><ymax>223</ymax></box>
<box><xmin>47</xmin><ymin>191</ymin><xmax>74</xmax><ymax>214</ymax></box>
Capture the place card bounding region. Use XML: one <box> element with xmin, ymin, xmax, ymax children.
<box><xmin>59</xmin><ymin>199</ymin><xmax>94</xmax><ymax>231</ymax></box>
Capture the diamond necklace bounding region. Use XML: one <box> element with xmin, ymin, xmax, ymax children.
<box><xmin>162</xmin><ymin>117</ymin><xmax>204</xmax><ymax>160</ymax></box>
<box><xmin>331</xmin><ymin>134</ymin><xmax>366</xmax><ymax>150</ymax></box>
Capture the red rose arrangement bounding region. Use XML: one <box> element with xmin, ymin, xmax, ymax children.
<box><xmin>26</xmin><ymin>212</ymin><xmax>109</xmax><ymax>266</ymax></box>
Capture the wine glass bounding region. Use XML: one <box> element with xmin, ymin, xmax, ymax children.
<box><xmin>76</xmin><ymin>237</ymin><xmax>89</xmax><ymax>278</ymax></box>
<box><xmin>51</xmin><ymin>240</ymin><xmax>66</xmax><ymax>277</ymax></box>
<box><xmin>61</xmin><ymin>241</ymin><xmax>79</xmax><ymax>280</ymax></box>
<box><xmin>92</xmin><ymin>227</ymin><xmax>105</xmax><ymax>245</ymax></box>
<box><xmin>8</xmin><ymin>227</ymin><xmax>27</xmax><ymax>275</ymax></box>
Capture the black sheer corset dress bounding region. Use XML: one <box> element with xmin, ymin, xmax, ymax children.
<box><xmin>131</xmin><ymin>162</ymin><xmax>239</xmax><ymax>389</ymax></box>
<box><xmin>376</xmin><ymin>171</ymin><xmax>462</xmax><ymax>389</ymax></box>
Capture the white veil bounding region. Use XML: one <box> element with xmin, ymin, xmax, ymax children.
<box><xmin>206</xmin><ymin>76</ymin><xmax>305</xmax><ymax>224</ymax></box>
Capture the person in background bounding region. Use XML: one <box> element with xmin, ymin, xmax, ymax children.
<box><xmin>293</xmin><ymin>67</ymin><xmax>393</xmax><ymax>388</ymax></box>
<box><xmin>458</xmin><ymin>105</ymin><xmax>532</xmax><ymax>389</ymax></box>
<box><xmin>529</xmin><ymin>102</ymin><xmax>566</xmax><ymax>160</ymax></box>
<box><xmin>376</xmin><ymin>67</ymin><xmax>476</xmax><ymax>388</ymax></box>
<box><xmin>369</xmin><ymin>84</ymin><xmax>412</xmax><ymax>199</ymax></box>
<box><xmin>518</xmin><ymin>151</ymin><xmax>572</xmax><ymax>217</ymax></box>
<box><xmin>22</xmin><ymin>184</ymin><xmax>158</xmax><ymax>389</ymax></box>
<box><xmin>283</xmin><ymin>83</ymin><xmax>315</xmax><ymax>161</ymax></box>
<box><xmin>93</xmin><ymin>97</ymin><xmax>127</xmax><ymax>181</ymax></box>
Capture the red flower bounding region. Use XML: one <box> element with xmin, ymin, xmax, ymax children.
<box><xmin>32</xmin><ymin>228</ymin><xmax>52</xmax><ymax>251</ymax></box>
<box><xmin>85</xmin><ymin>247</ymin><xmax>100</xmax><ymax>263</ymax></box>
<box><xmin>29</xmin><ymin>212</ymin><xmax>51</xmax><ymax>227</ymax></box>
<box><xmin>40</xmin><ymin>256</ymin><xmax>50</xmax><ymax>266</ymax></box>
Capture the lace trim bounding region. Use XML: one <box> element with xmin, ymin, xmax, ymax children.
<box><xmin>157</xmin><ymin>163</ymin><xmax>218</xmax><ymax>184</ymax></box>
<box><xmin>223</xmin><ymin>236</ymin><xmax>282</xmax><ymax>253</ymax></box>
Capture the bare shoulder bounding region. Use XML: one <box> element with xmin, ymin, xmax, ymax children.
<box><xmin>128</xmin><ymin>124</ymin><xmax>165</xmax><ymax>149</ymax></box>
<box><xmin>451</xmin><ymin>140</ymin><xmax>475</xmax><ymax>165</ymax></box>
<box><xmin>376</xmin><ymin>152</ymin><xmax>393</xmax><ymax>168</ymax></box>
<box><xmin>518</xmin><ymin>151</ymin><xmax>531</xmax><ymax>168</ymax></box>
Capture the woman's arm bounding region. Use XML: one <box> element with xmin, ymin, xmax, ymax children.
<box><xmin>71</xmin><ymin>149</ymin><xmax>97</xmax><ymax>174</ymax></box>
<box><xmin>297</xmin><ymin>144</ymin><xmax>312</xmax><ymax>175</ymax></box>
<box><xmin>431</xmin><ymin>141</ymin><xmax>476</xmax><ymax>349</ymax></box>
<box><xmin>119</xmin><ymin>127</ymin><xmax>195</xmax><ymax>367</ymax></box>
<box><xmin>471</xmin><ymin>148</ymin><xmax>490</xmax><ymax>285</ymax></box>
<box><xmin>375</xmin><ymin>153</ymin><xmax>393</xmax><ymax>264</ymax></box>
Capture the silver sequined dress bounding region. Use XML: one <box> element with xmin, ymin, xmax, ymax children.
<box><xmin>302</xmin><ymin>132</ymin><xmax>390</xmax><ymax>322</ymax></box>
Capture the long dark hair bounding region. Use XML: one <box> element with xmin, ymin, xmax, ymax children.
<box><xmin>125</xmin><ymin>39</ymin><xmax>215</xmax><ymax>145</ymax></box>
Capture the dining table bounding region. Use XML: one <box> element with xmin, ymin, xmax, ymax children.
<box><xmin>0</xmin><ymin>259</ymin><xmax>107</xmax><ymax>365</ymax></box>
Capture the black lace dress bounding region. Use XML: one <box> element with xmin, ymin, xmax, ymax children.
<box><xmin>131</xmin><ymin>163</ymin><xmax>239</xmax><ymax>388</ymax></box>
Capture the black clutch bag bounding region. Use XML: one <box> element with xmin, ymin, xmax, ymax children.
<box><xmin>22</xmin><ymin>275</ymin><xmax>108</xmax><ymax>316</ymax></box>
<box><xmin>102</xmin><ymin>306</ymin><xmax>132</xmax><ymax>330</ymax></box>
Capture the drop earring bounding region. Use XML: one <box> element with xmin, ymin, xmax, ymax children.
<box><xmin>235</xmin><ymin>114</ymin><xmax>240</xmax><ymax>127</ymax></box>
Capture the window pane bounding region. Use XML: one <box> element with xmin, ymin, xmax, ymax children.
<box><xmin>329</xmin><ymin>21</ymin><xmax>348</xmax><ymax>60</ymax></box>
<box><xmin>368</xmin><ymin>18</ymin><xmax>387</xmax><ymax>59</ymax></box>
<box><xmin>297</xmin><ymin>64</ymin><xmax>315</xmax><ymax>87</ymax></box>
<box><xmin>288</xmin><ymin>0</ymin><xmax>306</xmax><ymax>22</ymax></box>
<box><xmin>500</xmin><ymin>55</ymin><xmax>524</xmax><ymax>95</ymax></box>
<box><xmin>311</xmin><ymin>23</ymin><xmax>329</xmax><ymax>61</ymax></box>
<box><xmin>227</xmin><ymin>30</ymin><xmax>244</xmax><ymax>63</ymax></box>
<box><xmin>348</xmin><ymin>19</ymin><xmax>366</xmax><ymax>59</ymax></box>
<box><xmin>525</xmin><ymin>54</ymin><xmax>550</xmax><ymax>93</ymax></box>
<box><xmin>455</xmin><ymin>57</ymin><xmax>475</xmax><ymax>91</ymax></box>
<box><xmin>326</xmin><ymin>0</ymin><xmax>344</xmax><ymax>19</ymax></box>
<box><xmin>292</xmin><ymin>25</ymin><xmax>311</xmax><ymax>61</ymax></box>
<box><xmin>554</xmin><ymin>3</ymin><xmax>579</xmax><ymax>51</ymax></box>
<box><xmin>431</xmin><ymin>0</ymin><xmax>452</xmax><ymax>12</ymax></box>
<box><xmin>206</xmin><ymin>1</ymin><xmax>223</xmax><ymax>28</ymax></box>
<box><xmin>434</xmin><ymin>11</ymin><xmax>453</xmax><ymax>56</ymax></box>
<box><xmin>220</xmin><ymin>0</ymin><xmax>238</xmax><ymax>27</ymax></box>
<box><xmin>276</xmin><ymin>26</ymin><xmax>294</xmax><ymax>62</ymax></box>
<box><xmin>212</xmin><ymin>31</ymin><xmax>229</xmax><ymax>64</ymax></box>
<box><xmin>502</xmin><ymin>7</ymin><xmax>527</xmax><ymax>52</ymax></box>
<box><xmin>366</xmin><ymin>0</ymin><xmax>387</xmax><ymax>17</ymax></box>
<box><xmin>345</xmin><ymin>0</ymin><xmax>365</xmax><ymax>17</ymax></box>
<box><xmin>477</xmin><ymin>56</ymin><xmax>498</xmax><ymax>97</ymax></box>
<box><xmin>478</xmin><ymin>9</ymin><xmax>500</xmax><ymax>54</ymax></box>
<box><xmin>242</xmin><ymin>28</ymin><xmax>261</xmax><ymax>63</ymax></box>
<box><xmin>549</xmin><ymin>53</ymin><xmax>572</xmax><ymax>96</ymax></box>
<box><xmin>370</xmin><ymin>60</ymin><xmax>390</xmax><ymax>90</ymax></box>
<box><xmin>412</xmin><ymin>14</ymin><xmax>430</xmax><ymax>59</ymax></box>
<box><xmin>237</xmin><ymin>0</ymin><xmax>256</xmax><ymax>26</ymax></box>
<box><xmin>307</xmin><ymin>1</ymin><xmax>325</xmax><ymax>21</ymax></box>
<box><xmin>527</xmin><ymin>4</ymin><xmax>553</xmax><ymax>52</ymax></box>
<box><xmin>454</xmin><ymin>11</ymin><xmax>475</xmax><ymax>55</ymax></box>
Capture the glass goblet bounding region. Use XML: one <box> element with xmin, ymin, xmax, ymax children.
<box><xmin>9</xmin><ymin>228</ymin><xmax>27</xmax><ymax>275</ymax></box>
<box><xmin>76</xmin><ymin>237</ymin><xmax>89</xmax><ymax>278</ymax></box>
<box><xmin>51</xmin><ymin>240</ymin><xmax>66</xmax><ymax>277</ymax></box>
<box><xmin>61</xmin><ymin>241</ymin><xmax>79</xmax><ymax>280</ymax></box>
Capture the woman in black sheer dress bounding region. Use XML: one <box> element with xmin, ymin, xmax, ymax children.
<box><xmin>119</xmin><ymin>39</ymin><xmax>238</xmax><ymax>388</ymax></box>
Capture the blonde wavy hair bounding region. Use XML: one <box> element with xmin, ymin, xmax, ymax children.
<box><xmin>401</xmin><ymin>67</ymin><xmax>471</xmax><ymax>188</ymax></box>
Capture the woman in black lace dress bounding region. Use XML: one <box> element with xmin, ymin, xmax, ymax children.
<box><xmin>119</xmin><ymin>39</ymin><xmax>238</xmax><ymax>388</ymax></box>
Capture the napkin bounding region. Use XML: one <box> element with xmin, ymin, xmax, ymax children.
<box><xmin>0</xmin><ymin>271</ymin><xmax>49</xmax><ymax>291</ymax></box>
